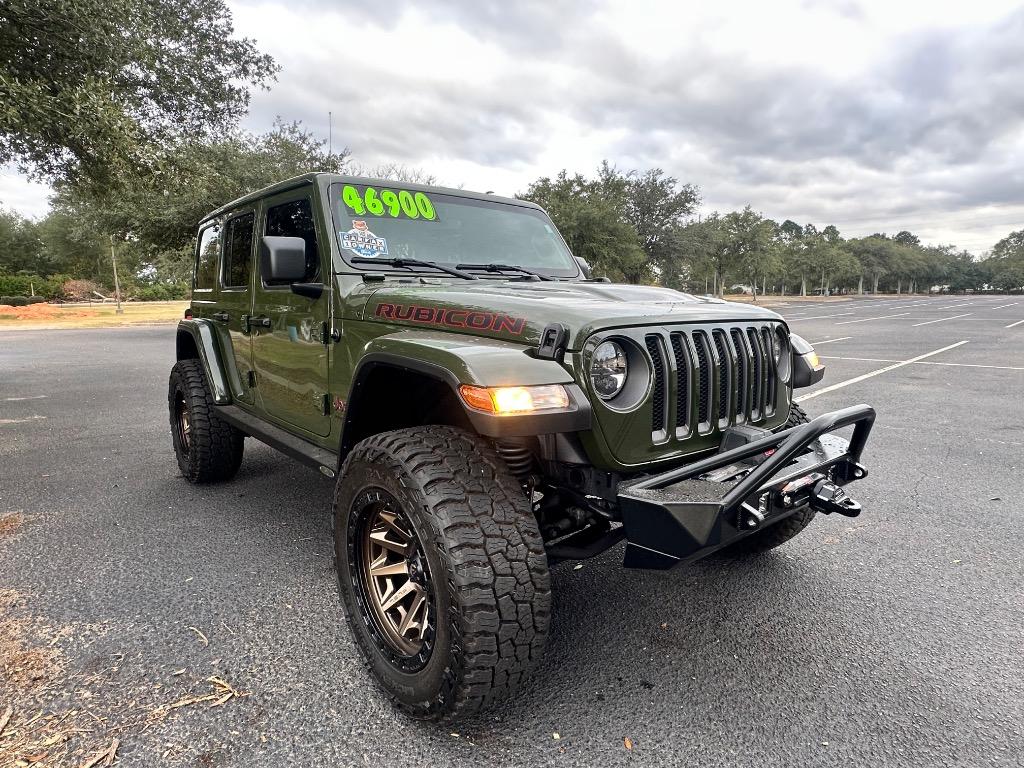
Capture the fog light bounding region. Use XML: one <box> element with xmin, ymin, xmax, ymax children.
<box><xmin>459</xmin><ymin>384</ymin><xmax>570</xmax><ymax>415</ymax></box>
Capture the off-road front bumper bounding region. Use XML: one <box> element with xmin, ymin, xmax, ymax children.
<box><xmin>617</xmin><ymin>404</ymin><xmax>875</xmax><ymax>569</ymax></box>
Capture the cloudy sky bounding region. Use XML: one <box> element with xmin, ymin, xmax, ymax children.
<box><xmin>3</xmin><ymin>0</ymin><xmax>1022</xmax><ymax>252</ymax></box>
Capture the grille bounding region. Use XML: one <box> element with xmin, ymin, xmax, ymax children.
<box><xmin>644</xmin><ymin>323</ymin><xmax>781</xmax><ymax>441</ymax></box>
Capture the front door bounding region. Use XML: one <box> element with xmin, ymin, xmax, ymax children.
<box><xmin>251</xmin><ymin>190</ymin><xmax>332</xmax><ymax>437</ymax></box>
<box><xmin>217</xmin><ymin>209</ymin><xmax>257</xmax><ymax>406</ymax></box>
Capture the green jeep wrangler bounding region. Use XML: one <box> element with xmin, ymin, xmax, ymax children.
<box><xmin>169</xmin><ymin>173</ymin><xmax>874</xmax><ymax>721</ymax></box>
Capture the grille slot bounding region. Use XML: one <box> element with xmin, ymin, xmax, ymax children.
<box><xmin>644</xmin><ymin>335</ymin><xmax>667</xmax><ymax>437</ymax></box>
<box><xmin>712</xmin><ymin>330</ymin><xmax>730</xmax><ymax>425</ymax></box>
<box><xmin>730</xmin><ymin>328</ymin><xmax>748</xmax><ymax>422</ymax></box>
<box><xmin>761</xmin><ymin>327</ymin><xmax>777</xmax><ymax>415</ymax></box>
<box><xmin>669</xmin><ymin>333</ymin><xmax>689</xmax><ymax>433</ymax></box>
<box><xmin>692</xmin><ymin>331</ymin><xmax>711</xmax><ymax>429</ymax></box>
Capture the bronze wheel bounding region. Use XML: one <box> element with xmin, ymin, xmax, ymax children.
<box><xmin>174</xmin><ymin>390</ymin><xmax>191</xmax><ymax>454</ymax></box>
<box><xmin>350</xmin><ymin>489</ymin><xmax>435</xmax><ymax>670</ymax></box>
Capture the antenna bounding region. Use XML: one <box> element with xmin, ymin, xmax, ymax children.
<box><xmin>328</xmin><ymin>111</ymin><xmax>333</xmax><ymax>156</ymax></box>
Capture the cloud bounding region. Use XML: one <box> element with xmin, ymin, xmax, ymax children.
<box><xmin>6</xmin><ymin>0</ymin><xmax>1024</xmax><ymax>253</ymax></box>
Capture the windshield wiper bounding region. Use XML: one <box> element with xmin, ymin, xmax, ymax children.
<box><xmin>350</xmin><ymin>257</ymin><xmax>477</xmax><ymax>280</ymax></box>
<box><xmin>455</xmin><ymin>263</ymin><xmax>555</xmax><ymax>281</ymax></box>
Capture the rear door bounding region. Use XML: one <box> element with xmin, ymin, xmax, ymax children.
<box><xmin>250</xmin><ymin>190</ymin><xmax>332</xmax><ymax>437</ymax></box>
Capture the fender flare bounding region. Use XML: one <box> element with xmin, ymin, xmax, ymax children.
<box><xmin>342</xmin><ymin>332</ymin><xmax>591</xmax><ymax>452</ymax></box>
<box><xmin>176</xmin><ymin>319</ymin><xmax>232</xmax><ymax>404</ymax></box>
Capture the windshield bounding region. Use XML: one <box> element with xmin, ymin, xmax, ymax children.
<box><xmin>328</xmin><ymin>182</ymin><xmax>580</xmax><ymax>278</ymax></box>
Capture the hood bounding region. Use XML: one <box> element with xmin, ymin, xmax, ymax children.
<box><xmin>360</xmin><ymin>280</ymin><xmax>783</xmax><ymax>348</ymax></box>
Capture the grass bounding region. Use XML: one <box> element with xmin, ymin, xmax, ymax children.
<box><xmin>0</xmin><ymin>301</ymin><xmax>189</xmax><ymax>330</ymax></box>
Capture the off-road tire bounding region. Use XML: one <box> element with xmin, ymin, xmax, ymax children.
<box><xmin>168</xmin><ymin>359</ymin><xmax>244</xmax><ymax>483</ymax></box>
<box><xmin>724</xmin><ymin>403</ymin><xmax>815</xmax><ymax>556</ymax></box>
<box><xmin>333</xmin><ymin>426</ymin><xmax>551</xmax><ymax>722</ymax></box>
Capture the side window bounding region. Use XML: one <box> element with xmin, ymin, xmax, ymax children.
<box><xmin>222</xmin><ymin>212</ymin><xmax>255</xmax><ymax>288</ymax></box>
<box><xmin>264</xmin><ymin>198</ymin><xmax>320</xmax><ymax>284</ymax></box>
<box><xmin>195</xmin><ymin>225</ymin><xmax>220</xmax><ymax>290</ymax></box>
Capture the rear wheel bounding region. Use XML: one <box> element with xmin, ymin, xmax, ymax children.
<box><xmin>723</xmin><ymin>403</ymin><xmax>815</xmax><ymax>556</ymax></box>
<box><xmin>168</xmin><ymin>359</ymin><xmax>244</xmax><ymax>483</ymax></box>
<box><xmin>333</xmin><ymin>426</ymin><xmax>551</xmax><ymax>722</ymax></box>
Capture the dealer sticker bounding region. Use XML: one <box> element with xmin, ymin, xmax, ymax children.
<box><xmin>341</xmin><ymin>220</ymin><xmax>389</xmax><ymax>258</ymax></box>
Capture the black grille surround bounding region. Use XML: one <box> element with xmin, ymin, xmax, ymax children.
<box><xmin>641</xmin><ymin>322</ymin><xmax>785</xmax><ymax>445</ymax></box>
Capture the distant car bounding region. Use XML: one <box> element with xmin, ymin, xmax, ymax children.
<box><xmin>168</xmin><ymin>172</ymin><xmax>875</xmax><ymax>722</ymax></box>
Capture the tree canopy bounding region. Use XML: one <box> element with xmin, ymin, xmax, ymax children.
<box><xmin>0</xmin><ymin>0</ymin><xmax>278</xmax><ymax>186</ymax></box>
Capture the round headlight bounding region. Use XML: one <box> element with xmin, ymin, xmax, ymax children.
<box><xmin>591</xmin><ymin>341</ymin><xmax>628</xmax><ymax>400</ymax></box>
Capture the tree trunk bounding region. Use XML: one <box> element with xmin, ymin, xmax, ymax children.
<box><xmin>858</xmin><ymin>276</ymin><xmax>864</xmax><ymax>295</ymax></box>
<box><xmin>762</xmin><ymin>275</ymin><xmax>767</xmax><ymax>296</ymax></box>
<box><xmin>820</xmin><ymin>269</ymin><xmax>825</xmax><ymax>295</ymax></box>
<box><xmin>800</xmin><ymin>276</ymin><xmax>806</xmax><ymax>296</ymax></box>
<box><xmin>781</xmin><ymin>282</ymin><xmax>786</xmax><ymax>296</ymax></box>
<box><xmin>897</xmin><ymin>278</ymin><xmax>902</xmax><ymax>295</ymax></box>
<box><xmin>872</xmin><ymin>273</ymin><xmax>879</xmax><ymax>294</ymax></box>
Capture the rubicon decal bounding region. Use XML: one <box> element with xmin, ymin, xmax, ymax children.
<box><xmin>375</xmin><ymin>303</ymin><xmax>526</xmax><ymax>335</ymax></box>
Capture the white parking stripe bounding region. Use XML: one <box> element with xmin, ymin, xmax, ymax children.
<box><xmin>787</xmin><ymin>312</ymin><xmax>856</xmax><ymax>321</ymax></box>
<box><xmin>820</xmin><ymin>355</ymin><xmax>1024</xmax><ymax>372</ymax></box>
<box><xmin>794</xmin><ymin>340</ymin><xmax>969</xmax><ymax>402</ymax></box>
<box><xmin>1006</xmin><ymin>319</ymin><xmax>1024</xmax><ymax>329</ymax></box>
<box><xmin>911</xmin><ymin>313</ymin><xmax>973</xmax><ymax>327</ymax></box>
<box><xmin>992</xmin><ymin>302</ymin><xmax>1020</xmax><ymax>310</ymax></box>
<box><xmin>834</xmin><ymin>312</ymin><xmax>910</xmax><ymax>325</ymax></box>
<box><xmin>808</xmin><ymin>336</ymin><xmax>852</xmax><ymax>345</ymax></box>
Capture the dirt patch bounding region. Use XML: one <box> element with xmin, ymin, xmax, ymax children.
<box><xmin>0</xmin><ymin>589</ymin><xmax>252</xmax><ymax>766</ymax></box>
<box><xmin>0</xmin><ymin>512</ymin><xmax>24</xmax><ymax>537</ymax></box>
<box><xmin>0</xmin><ymin>303</ymin><xmax>94</xmax><ymax>320</ymax></box>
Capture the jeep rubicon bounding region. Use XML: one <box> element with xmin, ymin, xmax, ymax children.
<box><xmin>168</xmin><ymin>173</ymin><xmax>874</xmax><ymax>721</ymax></box>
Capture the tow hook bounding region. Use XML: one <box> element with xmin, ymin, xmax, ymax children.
<box><xmin>809</xmin><ymin>479</ymin><xmax>862</xmax><ymax>517</ymax></box>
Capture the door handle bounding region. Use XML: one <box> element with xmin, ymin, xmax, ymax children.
<box><xmin>212</xmin><ymin>311</ymin><xmax>229</xmax><ymax>323</ymax></box>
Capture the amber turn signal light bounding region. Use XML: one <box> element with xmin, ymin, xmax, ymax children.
<box><xmin>458</xmin><ymin>384</ymin><xmax>570</xmax><ymax>415</ymax></box>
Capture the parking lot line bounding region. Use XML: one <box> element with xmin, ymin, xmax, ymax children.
<box><xmin>820</xmin><ymin>355</ymin><xmax>1024</xmax><ymax>371</ymax></box>
<box><xmin>808</xmin><ymin>336</ymin><xmax>852</xmax><ymax>345</ymax></box>
<box><xmin>991</xmin><ymin>302</ymin><xmax>1019</xmax><ymax>310</ymax></box>
<box><xmin>788</xmin><ymin>312</ymin><xmax>856</xmax><ymax>321</ymax></box>
<box><xmin>795</xmin><ymin>340</ymin><xmax>969</xmax><ymax>402</ymax></box>
<box><xmin>1006</xmin><ymin>319</ymin><xmax>1024</xmax><ymax>329</ymax></box>
<box><xmin>911</xmin><ymin>313</ymin><xmax>973</xmax><ymax>327</ymax></box>
<box><xmin>834</xmin><ymin>312</ymin><xmax>910</xmax><ymax>325</ymax></box>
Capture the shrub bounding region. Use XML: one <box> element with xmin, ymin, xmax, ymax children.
<box><xmin>0</xmin><ymin>296</ymin><xmax>30</xmax><ymax>306</ymax></box>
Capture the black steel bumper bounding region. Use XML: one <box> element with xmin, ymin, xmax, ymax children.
<box><xmin>618</xmin><ymin>404</ymin><xmax>875</xmax><ymax>569</ymax></box>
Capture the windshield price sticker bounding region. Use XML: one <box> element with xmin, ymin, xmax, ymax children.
<box><xmin>341</xmin><ymin>184</ymin><xmax>438</xmax><ymax>221</ymax></box>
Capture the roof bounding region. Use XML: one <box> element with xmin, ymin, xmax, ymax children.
<box><xmin>198</xmin><ymin>172</ymin><xmax>542</xmax><ymax>225</ymax></box>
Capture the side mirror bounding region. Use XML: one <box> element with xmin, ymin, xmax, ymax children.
<box><xmin>575</xmin><ymin>256</ymin><xmax>593</xmax><ymax>279</ymax></box>
<box><xmin>260</xmin><ymin>236</ymin><xmax>307</xmax><ymax>284</ymax></box>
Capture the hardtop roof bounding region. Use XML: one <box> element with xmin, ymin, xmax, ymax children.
<box><xmin>198</xmin><ymin>172</ymin><xmax>542</xmax><ymax>225</ymax></box>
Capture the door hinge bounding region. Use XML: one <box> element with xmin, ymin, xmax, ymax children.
<box><xmin>247</xmin><ymin>370</ymin><xmax>257</xmax><ymax>387</ymax></box>
<box><xmin>321</xmin><ymin>321</ymin><xmax>340</xmax><ymax>344</ymax></box>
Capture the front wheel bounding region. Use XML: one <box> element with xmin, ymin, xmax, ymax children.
<box><xmin>333</xmin><ymin>426</ymin><xmax>551</xmax><ymax>722</ymax></box>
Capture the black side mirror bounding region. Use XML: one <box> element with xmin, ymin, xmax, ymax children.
<box><xmin>575</xmin><ymin>256</ymin><xmax>593</xmax><ymax>279</ymax></box>
<box><xmin>261</xmin><ymin>236</ymin><xmax>307</xmax><ymax>284</ymax></box>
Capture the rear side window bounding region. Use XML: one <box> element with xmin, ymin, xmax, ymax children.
<box><xmin>222</xmin><ymin>212</ymin><xmax>255</xmax><ymax>288</ymax></box>
<box><xmin>195</xmin><ymin>225</ymin><xmax>220</xmax><ymax>290</ymax></box>
<box><xmin>265</xmin><ymin>198</ymin><xmax>320</xmax><ymax>283</ymax></box>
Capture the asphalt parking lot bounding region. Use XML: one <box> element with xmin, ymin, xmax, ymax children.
<box><xmin>1</xmin><ymin>294</ymin><xmax>1022</xmax><ymax>767</ymax></box>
